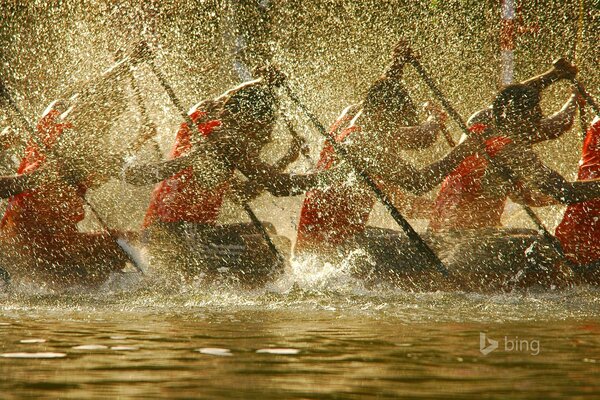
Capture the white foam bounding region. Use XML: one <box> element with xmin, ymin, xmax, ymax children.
<box><xmin>111</xmin><ymin>346</ymin><xmax>138</xmax><ymax>351</ymax></box>
<box><xmin>20</xmin><ymin>339</ymin><xmax>46</xmax><ymax>343</ymax></box>
<box><xmin>256</xmin><ymin>348</ymin><xmax>300</xmax><ymax>355</ymax></box>
<box><xmin>72</xmin><ymin>344</ymin><xmax>108</xmax><ymax>350</ymax></box>
<box><xmin>1</xmin><ymin>352</ymin><xmax>66</xmax><ymax>359</ymax></box>
<box><xmin>197</xmin><ymin>348</ymin><xmax>232</xmax><ymax>357</ymax></box>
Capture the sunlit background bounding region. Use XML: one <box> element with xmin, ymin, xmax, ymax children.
<box><xmin>1</xmin><ymin>0</ymin><xmax>598</xmax><ymax>238</ymax></box>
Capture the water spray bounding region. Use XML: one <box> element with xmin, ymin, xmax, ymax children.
<box><xmin>0</xmin><ymin>78</ymin><xmax>145</xmax><ymax>275</ymax></box>
<box><xmin>140</xmin><ymin>43</ymin><xmax>286</xmax><ymax>269</ymax></box>
<box><xmin>283</xmin><ymin>83</ymin><xmax>450</xmax><ymax>278</ymax></box>
<box><xmin>408</xmin><ymin>56</ymin><xmax>580</xmax><ymax>273</ymax></box>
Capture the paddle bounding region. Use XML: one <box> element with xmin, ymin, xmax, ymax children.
<box><xmin>282</xmin><ymin>114</ymin><xmax>312</xmax><ymax>162</ymax></box>
<box><xmin>408</xmin><ymin>56</ymin><xmax>579</xmax><ymax>271</ymax></box>
<box><xmin>0</xmin><ymin>79</ymin><xmax>145</xmax><ymax>275</ymax></box>
<box><xmin>283</xmin><ymin>84</ymin><xmax>450</xmax><ymax>278</ymax></box>
<box><xmin>126</xmin><ymin>67</ymin><xmax>161</xmax><ymax>155</ymax></box>
<box><xmin>571</xmin><ymin>78</ymin><xmax>600</xmax><ymax>117</ymax></box>
<box><xmin>142</xmin><ymin>48</ymin><xmax>286</xmax><ymax>268</ymax></box>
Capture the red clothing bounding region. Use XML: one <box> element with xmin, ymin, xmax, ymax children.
<box><xmin>143</xmin><ymin>110</ymin><xmax>225</xmax><ymax>227</ymax></box>
<box><xmin>555</xmin><ymin>119</ymin><xmax>600</xmax><ymax>264</ymax></box>
<box><xmin>296</xmin><ymin>123</ymin><xmax>376</xmax><ymax>253</ymax></box>
<box><xmin>0</xmin><ymin>108</ymin><xmax>128</xmax><ymax>281</ymax></box>
<box><xmin>428</xmin><ymin>124</ymin><xmax>513</xmax><ymax>231</ymax></box>
<box><xmin>1</xmin><ymin>110</ymin><xmax>85</xmax><ymax>235</ymax></box>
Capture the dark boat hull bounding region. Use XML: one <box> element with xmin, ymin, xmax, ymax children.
<box><xmin>144</xmin><ymin>222</ymin><xmax>290</xmax><ymax>288</ymax></box>
<box><xmin>335</xmin><ymin>227</ymin><xmax>587</xmax><ymax>292</ymax></box>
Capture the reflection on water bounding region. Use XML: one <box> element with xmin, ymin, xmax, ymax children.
<box><xmin>0</xmin><ymin>271</ymin><xmax>599</xmax><ymax>399</ymax></box>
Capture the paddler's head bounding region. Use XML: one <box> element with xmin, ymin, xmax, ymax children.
<box><xmin>254</xmin><ymin>64</ymin><xmax>287</xmax><ymax>89</ymax></box>
<box><xmin>493</xmin><ymin>84</ymin><xmax>542</xmax><ymax>138</ymax></box>
<box><xmin>386</xmin><ymin>39</ymin><xmax>413</xmax><ymax>80</ymax></box>
<box><xmin>222</xmin><ymin>85</ymin><xmax>278</xmax><ymax>147</ymax></box>
<box><xmin>362</xmin><ymin>76</ymin><xmax>418</xmax><ymax>131</ymax></box>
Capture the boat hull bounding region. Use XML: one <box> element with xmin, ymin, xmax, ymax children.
<box><xmin>333</xmin><ymin>227</ymin><xmax>585</xmax><ymax>292</ymax></box>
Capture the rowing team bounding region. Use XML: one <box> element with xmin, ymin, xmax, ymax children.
<box><xmin>0</xmin><ymin>41</ymin><xmax>598</xmax><ymax>291</ymax></box>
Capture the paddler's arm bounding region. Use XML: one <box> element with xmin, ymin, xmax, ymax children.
<box><xmin>531</xmin><ymin>92</ymin><xmax>578</xmax><ymax>144</ymax></box>
<box><xmin>497</xmin><ymin>143</ymin><xmax>600</xmax><ymax>204</ymax></box>
<box><xmin>378</xmin><ymin>135</ymin><xmax>481</xmax><ymax>195</ymax></box>
<box><xmin>0</xmin><ymin>168</ymin><xmax>49</xmax><ymax>198</ymax></box>
<box><xmin>521</xmin><ymin>58</ymin><xmax>577</xmax><ymax>92</ymax></box>
<box><xmin>271</xmin><ymin>134</ymin><xmax>306</xmax><ymax>172</ymax></box>
<box><xmin>236</xmin><ymin>156</ymin><xmax>333</xmax><ymax>197</ymax></box>
<box><xmin>392</xmin><ymin>119</ymin><xmax>445</xmax><ymax>150</ymax></box>
<box><xmin>392</xmin><ymin>103</ymin><xmax>447</xmax><ymax>150</ymax></box>
<box><xmin>509</xmin><ymin>183</ymin><xmax>559</xmax><ymax>207</ymax></box>
<box><xmin>123</xmin><ymin>153</ymin><xmax>198</xmax><ymax>186</ymax></box>
<box><xmin>229</xmin><ymin>137</ymin><xmax>308</xmax><ymax>203</ymax></box>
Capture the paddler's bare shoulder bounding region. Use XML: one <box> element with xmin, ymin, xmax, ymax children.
<box><xmin>217</xmin><ymin>79</ymin><xmax>263</xmax><ymax>101</ymax></box>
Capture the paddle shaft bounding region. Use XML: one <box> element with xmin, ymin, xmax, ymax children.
<box><xmin>145</xmin><ymin>58</ymin><xmax>285</xmax><ymax>266</ymax></box>
<box><xmin>0</xmin><ymin>82</ymin><xmax>145</xmax><ymax>274</ymax></box>
<box><xmin>282</xmin><ymin>114</ymin><xmax>312</xmax><ymax>162</ymax></box>
<box><xmin>409</xmin><ymin>58</ymin><xmax>578</xmax><ymax>271</ymax></box>
<box><xmin>284</xmin><ymin>84</ymin><xmax>449</xmax><ymax>277</ymax></box>
<box><xmin>127</xmin><ymin>68</ymin><xmax>161</xmax><ymax>154</ymax></box>
<box><xmin>571</xmin><ymin>78</ymin><xmax>600</xmax><ymax>117</ymax></box>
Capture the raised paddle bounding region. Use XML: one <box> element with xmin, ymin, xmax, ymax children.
<box><xmin>408</xmin><ymin>56</ymin><xmax>580</xmax><ymax>272</ymax></box>
<box><xmin>283</xmin><ymin>83</ymin><xmax>450</xmax><ymax>278</ymax></box>
<box><xmin>126</xmin><ymin>67</ymin><xmax>162</xmax><ymax>155</ymax></box>
<box><xmin>570</xmin><ymin>78</ymin><xmax>600</xmax><ymax>117</ymax></box>
<box><xmin>142</xmin><ymin>49</ymin><xmax>286</xmax><ymax>268</ymax></box>
<box><xmin>0</xmin><ymin>79</ymin><xmax>145</xmax><ymax>275</ymax></box>
<box><xmin>282</xmin><ymin>114</ymin><xmax>312</xmax><ymax>162</ymax></box>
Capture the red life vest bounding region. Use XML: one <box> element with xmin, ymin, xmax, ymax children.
<box><xmin>143</xmin><ymin>110</ymin><xmax>226</xmax><ymax>227</ymax></box>
<box><xmin>428</xmin><ymin>124</ymin><xmax>513</xmax><ymax>231</ymax></box>
<box><xmin>1</xmin><ymin>109</ymin><xmax>86</xmax><ymax>235</ymax></box>
<box><xmin>295</xmin><ymin>123</ymin><xmax>376</xmax><ymax>253</ymax></box>
<box><xmin>555</xmin><ymin>118</ymin><xmax>600</xmax><ymax>264</ymax></box>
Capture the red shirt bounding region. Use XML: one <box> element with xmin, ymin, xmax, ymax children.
<box><xmin>555</xmin><ymin>118</ymin><xmax>600</xmax><ymax>264</ymax></box>
<box><xmin>1</xmin><ymin>109</ymin><xmax>86</xmax><ymax>235</ymax></box>
<box><xmin>428</xmin><ymin>124</ymin><xmax>513</xmax><ymax>231</ymax></box>
<box><xmin>295</xmin><ymin>123</ymin><xmax>376</xmax><ymax>253</ymax></box>
<box><xmin>143</xmin><ymin>110</ymin><xmax>225</xmax><ymax>227</ymax></box>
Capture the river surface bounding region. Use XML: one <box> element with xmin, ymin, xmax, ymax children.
<box><xmin>1</xmin><ymin>268</ymin><xmax>599</xmax><ymax>399</ymax></box>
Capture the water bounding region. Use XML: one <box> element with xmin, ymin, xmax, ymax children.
<box><xmin>1</xmin><ymin>272</ymin><xmax>599</xmax><ymax>399</ymax></box>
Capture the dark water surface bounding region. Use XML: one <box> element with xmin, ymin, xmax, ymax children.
<box><xmin>1</xmin><ymin>274</ymin><xmax>599</xmax><ymax>399</ymax></box>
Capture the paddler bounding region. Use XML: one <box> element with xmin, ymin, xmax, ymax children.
<box><xmin>124</xmin><ymin>64</ymin><xmax>335</xmax><ymax>283</ymax></box>
<box><xmin>0</xmin><ymin>47</ymin><xmax>147</xmax><ymax>288</ymax></box>
<box><xmin>555</xmin><ymin>116</ymin><xmax>600</xmax><ymax>283</ymax></box>
<box><xmin>294</xmin><ymin>41</ymin><xmax>481</xmax><ymax>257</ymax></box>
<box><xmin>428</xmin><ymin>59</ymin><xmax>583</xmax><ymax>232</ymax></box>
<box><xmin>422</xmin><ymin>65</ymin><xmax>600</xmax><ymax>289</ymax></box>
